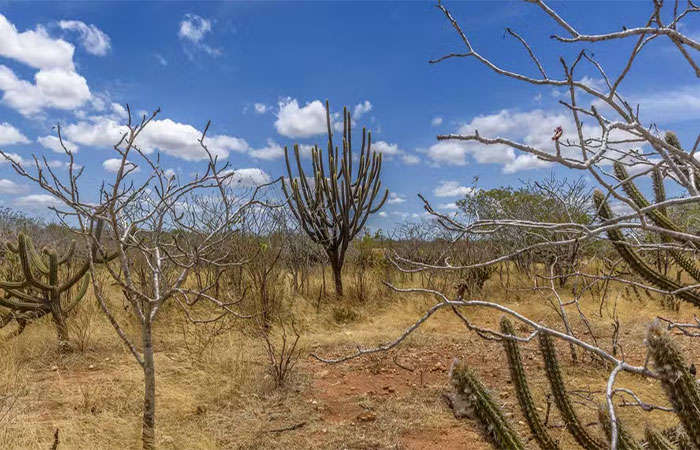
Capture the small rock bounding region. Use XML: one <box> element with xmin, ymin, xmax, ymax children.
<box><xmin>88</xmin><ymin>364</ymin><xmax>95</xmax><ymax>370</ymax></box>
<box><xmin>356</xmin><ymin>412</ymin><xmax>376</xmax><ymax>422</ymax></box>
<box><xmin>50</xmin><ymin>365</ymin><xmax>58</xmax><ymax>372</ymax></box>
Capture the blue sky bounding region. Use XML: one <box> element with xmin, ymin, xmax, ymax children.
<box><xmin>0</xmin><ymin>1</ymin><xmax>698</xmax><ymax>229</ymax></box>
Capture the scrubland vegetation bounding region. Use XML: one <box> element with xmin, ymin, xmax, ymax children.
<box><xmin>2</xmin><ymin>1</ymin><xmax>700</xmax><ymax>449</ymax></box>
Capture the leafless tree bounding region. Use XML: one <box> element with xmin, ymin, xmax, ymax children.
<box><xmin>0</xmin><ymin>107</ymin><xmax>271</xmax><ymax>450</ymax></box>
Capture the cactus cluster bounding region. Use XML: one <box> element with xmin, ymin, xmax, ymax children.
<box><xmin>646</xmin><ymin>427</ymin><xmax>678</xmax><ymax>450</ymax></box>
<box><xmin>0</xmin><ymin>220</ymin><xmax>115</xmax><ymax>351</ymax></box>
<box><xmin>597</xmin><ymin>405</ymin><xmax>644</xmax><ymax>450</ymax></box>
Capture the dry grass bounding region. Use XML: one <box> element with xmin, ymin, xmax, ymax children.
<box><xmin>0</xmin><ymin>270</ymin><xmax>698</xmax><ymax>449</ymax></box>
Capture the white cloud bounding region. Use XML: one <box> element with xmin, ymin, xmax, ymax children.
<box><xmin>439</xmin><ymin>202</ymin><xmax>459</xmax><ymax>210</ymax></box>
<box><xmin>378</xmin><ymin>211</ymin><xmax>388</xmax><ymax>217</ymax></box>
<box><xmin>433</xmin><ymin>180</ymin><xmax>472</xmax><ymax>198</ymax></box>
<box><xmin>37</xmin><ymin>135</ymin><xmax>78</xmax><ymax>153</ymax></box>
<box><xmin>59</xmin><ymin>20</ymin><xmax>111</xmax><ymax>56</ymax></box>
<box><xmin>427</xmin><ymin>109</ymin><xmax>571</xmax><ymax>173</ymax></box>
<box><xmin>631</xmin><ymin>85</ymin><xmax>700</xmax><ymax>123</ymax></box>
<box><xmin>0</xmin><ymin>178</ymin><xmax>25</xmax><ymax>194</ymax></box>
<box><xmin>227</xmin><ymin>168</ymin><xmax>271</xmax><ymax>187</ymax></box>
<box><xmin>0</xmin><ymin>65</ymin><xmax>90</xmax><ymax>115</ymax></box>
<box><xmin>275</xmin><ymin>98</ymin><xmax>327</xmax><ymax>138</ymax></box>
<box><xmin>372</xmin><ymin>140</ymin><xmax>401</xmax><ymax>156</ymax></box>
<box><xmin>401</xmin><ymin>153</ymin><xmax>420</xmax><ymax>165</ymax></box>
<box><xmin>0</xmin><ymin>122</ymin><xmax>29</xmax><ymax>146</ymax></box>
<box><xmin>64</xmin><ymin>115</ymin><xmax>249</xmax><ymax>161</ymax></box>
<box><xmin>431</xmin><ymin>117</ymin><xmax>443</xmax><ymax>126</ymax></box>
<box><xmin>15</xmin><ymin>194</ymin><xmax>61</xmax><ymax>207</ymax></box>
<box><xmin>178</xmin><ymin>14</ymin><xmax>220</xmax><ymax>58</ymax></box>
<box><xmin>179</xmin><ymin>14</ymin><xmax>211</xmax><ymax>43</ymax></box>
<box><xmin>254</xmin><ymin>103</ymin><xmax>269</xmax><ymax>114</ymax></box>
<box><xmin>102</xmin><ymin>158</ymin><xmax>140</xmax><ymax>174</ymax></box>
<box><xmin>249</xmin><ymin>139</ymin><xmax>285</xmax><ymax>160</ymax></box>
<box><xmin>387</xmin><ymin>192</ymin><xmax>406</xmax><ymax>204</ymax></box>
<box><xmin>353</xmin><ymin>100</ymin><xmax>372</xmax><ymax>119</ymax></box>
<box><xmin>0</xmin><ymin>15</ymin><xmax>92</xmax><ymax>116</ymax></box>
<box><xmin>0</xmin><ymin>15</ymin><xmax>74</xmax><ymax>70</ymax></box>
<box><xmin>0</xmin><ymin>152</ymin><xmax>26</xmax><ymax>165</ymax></box>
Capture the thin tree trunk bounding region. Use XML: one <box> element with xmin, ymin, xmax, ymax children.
<box><xmin>331</xmin><ymin>261</ymin><xmax>343</xmax><ymax>297</ymax></box>
<box><xmin>50</xmin><ymin>294</ymin><xmax>71</xmax><ymax>353</ymax></box>
<box><xmin>142</xmin><ymin>321</ymin><xmax>156</xmax><ymax>450</ymax></box>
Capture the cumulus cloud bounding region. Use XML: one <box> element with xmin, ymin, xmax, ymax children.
<box><xmin>0</xmin><ymin>178</ymin><xmax>25</xmax><ymax>194</ymax></box>
<box><xmin>433</xmin><ymin>180</ymin><xmax>472</xmax><ymax>198</ymax></box>
<box><xmin>275</xmin><ymin>98</ymin><xmax>327</xmax><ymax>138</ymax></box>
<box><xmin>0</xmin><ymin>122</ymin><xmax>29</xmax><ymax>146</ymax></box>
<box><xmin>178</xmin><ymin>14</ymin><xmax>220</xmax><ymax>58</ymax></box>
<box><xmin>102</xmin><ymin>158</ymin><xmax>140</xmax><ymax>174</ymax></box>
<box><xmin>249</xmin><ymin>139</ymin><xmax>285</xmax><ymax>160</ymax></box>
<box><xmin>63</xmin><ymin>114</ymin><xmax>249</xmax><ymax>161</ymax></box>
<box><xmin>37</xmin><ymin>135</ymin><xmax>78</xmax><ymax>153</ymax></box>
<box><xmin>372</xmin><ymin>140</ymin><xmax>419</xmax><ymax>165</ymax></box>
<box><xmin>431</xmin><ymin>117</ymin><xmax>443</xmax><ymax>126</ymax></box>
<box><xmin>0</xmin><ymin>15</ymin><xmax>92</xmax><ymax>115</ymax></box>
<box><xmin>439</xmin><ymin>202</ymin><xmax>459</xmax><ymax>210</ymax></box>
<box><xmin>59</xmin><ymin>20</ymin><xmax>111</xmax><ymax>56</ymax></box>
<box><xmin>227</xmin><ymin>168</ymin><xmax>271</xmax><ymax>187</ymax></box>
<box><xmin>387</xmin><ymin>192</ymin><xmax>406</xmax><ymax>204</ymax></box>
<box><xmin>427</xmin><ymin>109</ymin><xmax>576</xmax><ymax>173</ymax></box>
<box><xmin>353</xmin><ymin>100</ymin><xmax>372</xmax><ymax>119</ymax></box>
<box><xmin>15</xmin><ymin>194</ymin><xmax>62</xmax><ymax>207</ymax></box>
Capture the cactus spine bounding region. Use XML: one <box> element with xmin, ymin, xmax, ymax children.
<box><xmin>646</xmin><ymin>321</ymin><xmax>700</xmax><ymax>447</ymax></box>
<box><xmin>538</xmin><ymin>332</ymin><xmax>606</xmax><ymax>450</ymax></box>
<box><xmin>592</xmin><ymin>190</ymin><xmax>700</xmax><ymax>306</ymax></box>
<box><xmin>449</xmin><ymin>360</ymin><xmax>526</xmax><ymax>450</ymax></box>
<box><xmin>499</xmin><ymin>317</ymin><xmax>560</xmax><ymax>450</ymax></box>
<box><xmin>281</xmin><ymin>101</ymin><xmax>388</xmax><ymax>297</ymax></box>
<box><xmin>0</xmin><ymin>220</ymin><xmax>114</xmax><ymax>351</ymax></box>
<box><xmin>646</xmin><ymin>427</ymin><xmax>679</xmax><ymax>450</ymax></box>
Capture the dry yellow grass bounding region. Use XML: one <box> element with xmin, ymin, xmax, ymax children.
<box><xmin>0</xmin><ymin>269</ymin><xmax>698</xmax><ymax>449</ymax></box>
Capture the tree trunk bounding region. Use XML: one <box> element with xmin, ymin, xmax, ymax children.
<box><xmin>142</xmin><ymin>322</ymin><xmax>156</xmax><ymax>450</ymax></box>
<box><xmin>50</xmin><ymin>293</ymin><xmax>71</xmax><ymax>353</ymax></box>
<box><xmin>331</xmin><ymin>261</ymin><xmax>343</xmax><ymax>297</ymax></box>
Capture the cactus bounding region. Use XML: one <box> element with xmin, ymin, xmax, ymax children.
<box><xmin>449</xmin><ymin>359</ymin><xmax>526</xmax><ymax>450</ymax></box>
<box><xmin>499</xmin><ymin>317</ymin><xmax>560</xmax><ymax>450</ymax></box>
<box><xmin>646</xmin><ymin>321</ymin><xmax>700</xmax><ymax>447</ymax></box>
<box><xmin>538</xmin><ymin>332</ymin><xmax>607</xmax><ymax>450</ymax></box>
<box><xmin>597</xmin><ymin>405</ymin><xmax>644</xmax><ymax>450</ymax></box>
<box><xmin>0</xmin><ymin>220</ymin><xmax>115</xmax><ymax>351</ymax></box>
<box><xmin>281</xmin><ymin>101</ymin><xmax>388</xmax><ymax>296</ymax></box>
<box><xmin>592</xmin><ymin>190</ymin><xmax>700</xmax><ymax>307</ymax></box>
<box><xmin>646</xmin><ymin>427</ymin><xmax>679</xmax><ymax>450</ymax></box>
<box><xmin>613</xmin><ymin>161</ymin><xmax>700</xmax><ymax>284</ymax></box>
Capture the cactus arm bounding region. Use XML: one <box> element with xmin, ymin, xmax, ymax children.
<box><xmin>598</xmin><ymin>406</ymin><xmax>644</xmax><ymax>450</ymax></box>
<box><xmin>500</xmin><ymin>317</ymin><xmax>560</xmax><ymax>450</ymax></box>
<box><xmin>647</xmin><ymin>321</ymin><xmax>700</xmax><ymax>447</ymax></box>
<box><xmin>16</xmin><ymin>235</ymin><xmax>52</xmax><ymax>291</ymax></box>
<box><xmin>0</xmin><ymin>279</ymin><xmax>28</xmax><ymax>290</ymax></box>
<box><xmin>539</xmin><ymin>333</ymin><xmax>606</xmax><ymax>450</ymax></box>
<box><xmin>613</xmin><ymin>162</ymin><xmax>700</xmax><ymax>283</ymax></box>
<box><xmin>23</xmin><ymin>234</ymin><xmax>50</xmax><ymax>275</ymax></box>
<box><xmin>450</xmin><ymin>360</ymin><xmax>526</xmax><ymax>450</ymax></box>
<box><xmin>593</xmin><ymin>190</ymin><xmax>700</xmax><ymax>306</ymax></box>
<box><xmin>0</xmin><ymin>291</ymin><xmax>45</xmax><ymax>309</ymax></box>
<box><xmin>57</xmin><ymin>240</ymin><xmax>76</xmax><ymax>265</ymax></box>
<box><xmin>62</xmin><ymin>275</ymin><xmax>89</xmax><ymax>314</ymax></box>
<box><xmin>645</xmin><ymin>427</ymin><xmax>679</xmax><ymax>450</ymax></box>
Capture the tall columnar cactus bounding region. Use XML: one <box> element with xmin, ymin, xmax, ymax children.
<box><xmin>598</xmin><ymin>405</ymin><xmax>644</xmax><ymax>450</ymax></box>
<box><xmin>613</xmin><ymin>160</ymin><xmax>700</xmax><ymax>284</ymax></box>
<box><xmin>592</xmin><ymin>190</ymin><xmax>700</xmax><ymax>307</ymax></box>
<box><xmin>449</xmin><ymin>359</ymin><xmax>526</xmax><ymax>450</ymax></box>
<box><xmin>0</xmin><ymin>221</ymin><xmax>114</xmax><ymax>351</ymax></box>
<box><xmin>646</xmin><ymin>427</ymin><xmax>679</xmax><ymax>450</ymax></box>
<box><xmin>646</xmin><ymin>321</ymin><xmax>700</xmax><ymax>447</ymax></box>
<box><xmin>538</xmin><ymin>332</ymin><xmax>606</xmax><ymax>450</ymax></box>
<box><xmin>499</xmin><ymin>317</ymin><xmax>560</xmax><ymax>450</ymax></box>
<box><xmin>281</xmin><ymin>101</ymin><xmax>388</xmax><ymax>297</ymax></box>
